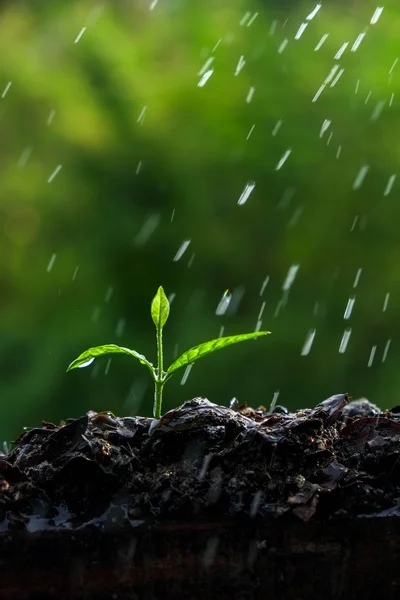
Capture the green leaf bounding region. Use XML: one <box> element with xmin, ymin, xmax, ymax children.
<box><xmin>67</xmin><ymin>344</ymin><xmax>154</xmax><ymax>373</ymax></box>
<box><xmin>151</xmin><ymin>286</ymin><xmax>170</xmax><ymax>329</ymax></box>
<box><xmin>166</xmin><ymin>331</ymin><xmax>270</xmax><ymax>376</ymax></box>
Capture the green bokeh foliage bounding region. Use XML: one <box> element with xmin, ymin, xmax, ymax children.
<box><xmin>0</xmin><ymin>0</ymin><xmax>399</xmax><ymax>440</ymax></box>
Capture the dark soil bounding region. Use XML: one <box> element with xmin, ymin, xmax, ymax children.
<box><xmin>1</xmin><ymin>394</ymin><xmax>400</xmax><ymax>599</ymax></box>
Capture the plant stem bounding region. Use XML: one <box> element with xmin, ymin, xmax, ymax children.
<box><xmin>154</xmin><ymin>379</ymin><xmax>164</xmax><ymax>419</ymax></box>
<box><xmin>153</xmin><ymin>320</ymin><xmax>164</xmax><ymax>418</ymax></box>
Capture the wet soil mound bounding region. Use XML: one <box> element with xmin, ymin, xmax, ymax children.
<box><xmin>1</xmin><ymin>394</ymin><xmax>398</xmax><ymax>528</ymax></box>
<box><xmin>1</xmin><ymin>395</ymin><xmax>400</xmax><ymax>599</ymax></box>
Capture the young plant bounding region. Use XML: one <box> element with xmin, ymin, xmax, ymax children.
<box><xmin>67</xmin><ymin>286</ymin><xmax>270</xmax><ymax>418</ymax></box>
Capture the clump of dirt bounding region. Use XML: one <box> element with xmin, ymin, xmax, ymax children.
<box><xmin>1</xmin><ymin>394</ymin><xmax>399</xmax><ymax>530</ymax></box>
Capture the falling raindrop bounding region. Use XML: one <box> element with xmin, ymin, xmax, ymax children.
<box><xmin>125</xmin><ymin>377</ymin><xmax>148</xmax><ymax>413</ymax></box>
<box><xmin>198</xmin><ymin>454</ymin><xmax>213</xmax><ymax>481</ymax></box>
<box><xmin>352</xmin><ymin>165</ymin><xmax>369</xmax><ymax>190</ymax></box>
<box><xmin>250</xmin><ymin>490</ymin><xmax>263</xmax><ymax>518</ymax></box>
<box><xmin>319</xmin><ymin>119</ymin><xmax>331</xmax><ymax>138</ymax></box>
<box><xmin>301</xmin><ymin>329</ymin><xmax>316</xmax><ymax>356</ymax></box>
<box><xmin>276</xmin><ymin>149</ymin><xmax>292</xmax><ymax>170</ymax></box>
<box><xmin>215</xmin><ymin>290</ymin><xmax>232</xmax><ymax>316</ymax></box>
<box><xmin>72</xmin><ymin>266</ymin><xmax>79</xmax><ymax>281</ymax></box>
<box><xmin>247</xmin><ymin>13</ymin><xmax>258</xmax><ymax>27</ymax></box>
<box><xmin>254</xmin><ymin>319</ymin><xmax>263</xmax><ymax>332</ymax></box>
<box><xmin>334</xmin><ymin>43</ymin><xmax>348</xmax><ymax>60</ymax></box>
<box><xmin>269</xmin><ymin>20</ymin><xmax>277</xmax><ymax>36</ymax></box>
<box><xmin>234</xmin><ymin>55</ymin><xmax>246</xmax><ymax>76</ymax></box>
<box><xmin>46</xmin><ymin>254</ymin><xmax>57</xmax><ymax>273</ymax></box>
<box><xmin>382</xmin><ymin>292</ymin><xmax>390</xmax><ymax>312</ymax></box>
<box><xmin>339</xmin><ymin>328</ymin><xmax>352</xmax><ymax>353</ymax></box>
<box><xmin>46</xmin><ymin>110</ymin><xmax>56</xmax><ymax>126</ymax></box>
<box><xmin>198</xmin><ymin>57</ymin><xmax>214</xmax><ymax>76</ymax></box>
<box><xmin>18</xmin><ymin>147</ymin><xmax>33</xmax><ymax>168</ymax></box>
<box><xmin>389</xmin><ymin>58</ymin><xmax>398</xmax><ymax>74</ymax></box>
<box><xmin>325</xmin><ymin>65</ymin><xmax>340</xmax><ymax>85</ymax></box>
<box><xmin>134</xmin><ymin>214</ymin><xmax>160</xmax><ymax>245</ymax></box>
<box><xmin>370</xmin><ymin>6</ymin><xmax>384</xmax><ymax>25</ymax></box>
<box><xmin>269</xmin><ymin>390</ymin><xmax>280</xmax><ymax>412</ymax></box>
<box><xmin>91</xmin><ymin>361</ymin><xmax>101</xmax><ymax>379</ymax></box>
<box><xmin>314</xmin><ymin>34</ymin><xmax>328</xmax><ymax>51</ymax></box>
<box><xmin>384</xmin><ymin>174</ymin><xmax>396</xmax><ymax>196</ymax></box>
<box><xmin>382</xmin><ymin>339</ymin><xmax>391</xmax><ymax>362</ymax></box>
<box><xmin>275</xmin><ymin>292</ymin><xmax>288</xmax><ymax>317</ymax></box>
<box><xmin>237</xmin><ymin>181</ymin><xmax>256</xmax><ymax>205</ymax></box>
<box><xmin>312</xmin><ymin>84</ymin><xmax>325</xmax><ymax>103</ymax></box>
<box><xmin>92</xmin><ymin>306</ymin><xmax>101</xmax><ymax>324</ymax></box>
<box><xmin>115</xmin><ymin>318</ymin><xmax>125</xmax><ymax>337</ymax></box>
<box><xmin>246</xmin><ymin>87</ymin><xmax>255</xmax><ymax>103</ymax></box>
<box><xmin>367</xmin><ymin>345</ymin><xmax>377</xmax><ymax>367</ymax></box>
<box><xmin>137</xmin><ymin>106</ymin><xmax>147</xmax><ymax>124</ymax></box>
<box><xmin>351</xmin><ymin>33</ymin><xmax>366</xmax><ymax>52</ymax></box>
<box><xmin>371</xmin><ymin>101</ymin><xmax>385</xmax><ymax>121</ymax></box>
<box><xmin>277</xmin><ymin>39</ymin><xmax>288</xmax><ymax>54</ymax></box>
<box><xmin>180</xmin><ymin>364</ymin><xmax>193</xmax><ymax>385</ymax></box>
<box><xmin>350</xmin><ymin>215</ymin><xmax>359</xmax><ymax>231</ymax></box>
<box><xmin>246</xmin><ymin>124</ymin><xmax>255</xmax><ymax>140</ymax></box>
<box><xmin>74</xmin><ymin>27</ymin><xmax>86</xmax><ymax>44</ymax></box>
<box><xmin>1</xmin><ymin>81</ymin><xmax>12</xmax><ymax>98</ymax></box>
<box><xmin>294</xmin><ymin>23</ymin><xmax>308</xmax><ymax>40</ymax></box>
<box><xmin>272</xmin><ymin>120</ymin><xmax>283</xmax><ymax>136</ymax></box>
<box><xmin>259</xmin><ymin>276</ymin><xmax>270</xmax><ymax>296</ymax></box>
<box><xmin>212</xmin><ymin>39</ymin><xmax>221</xmax><ymax>52</ymax></box>
<box><xmin>257</xmin><ymin>301</ymin><xmax>266</xmax><ymax>320</ymax></box>
<box><xmin>277</xmin><ymin>187</ymin><xmax>295</xmax><ymax>209</ymax></box>
<box><xmin>239</xmin><ymin>12</ymin><xmax>251</xmax><ymax>26</ymax></box>
<box><xmin>330</xmin><ymin>68</ymin><xmax>344</xmax><ymax>88</ymax></box>
<box><xmin>306</xmin><ymin>4</ymin><xmax>322</xmax><ymax>21</ymax></box>
<box><xmin>197</xmin><ymin>69</ymin><xmax>214</xmax><ymax>87</ymax></box>
<box><xmin>282</xmin><ymin>264</ymin><xmax>299</xmax><ymax>291</ymax></box>
<box><xmin>173</xmin><ymin>239</ymin><xmax>191</xmax><ymax>262</ymax></box>
<box><xmin>353</xmin><ymin>268</ymin><xmax>362</xmax><ymax>288</ymax></box>
<box><xmin>287</xmin><ymin>206</ymin><xmax>303</xmax><ymax>228</ymax></box>
<box><xmin>48</xmin><ymin>165</ymin><xmax>62</xmax><ymax>183</ymax></box>
<box><xmin>343</xmin><ymin>296</ymin><xmax>356</xmax><ymax>320</ymax></box>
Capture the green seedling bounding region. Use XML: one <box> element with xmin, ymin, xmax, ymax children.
<box><xmin>67</xmin><ymin>286</ymin><xmax>270</xmax><ymax>418</ymax></box>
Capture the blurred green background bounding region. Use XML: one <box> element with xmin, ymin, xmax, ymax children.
<box><xmin>0</xmin><ymin>0</ymin><xmax>399</xmax><ymax>440</ymax></box>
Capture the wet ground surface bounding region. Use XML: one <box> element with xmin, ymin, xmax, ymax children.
<box><xmin>1</xmin><ymin>394</ymin><xmax>400</xmax><ymax>530</ymax></box>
